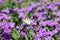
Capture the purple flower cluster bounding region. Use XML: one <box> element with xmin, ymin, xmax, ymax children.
<box><xmin>0</xmin><ymin>0</ymin><xmax>60</xmax><ymax>40</ymax></box>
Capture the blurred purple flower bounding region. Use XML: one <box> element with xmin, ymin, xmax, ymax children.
<box><xmin>39</xmin><ymin>21</ymin><xmax>46</xmax><ymax>26</ymax></box>
<box><xmin>53</xmin><ymin>1</ymin><xmax>60</xmax><ymax>5</ymax></box>
<box><xmin>57</xmin><ymin>34</ymin><xmax>60</xmax><ymax>38</ymax></box>
<box><xmin>36</xmin><ymin>2</ymin><xmax>41</xmax><ymax>6</ymax></box>
<box><xmin>5</xmin><ymin>15</ymin><xmax>12</xmax><ymax>20</ymax></box>
<box><xmin>1</xmin><ymin>8</ymin><xmax>9</xmax><ymax>14</ymax></box>
<box><xmin>25</xmin><ymin>6</ymin><xmax>32</xmax><ymax>12</ymax></box>
<box><xmin>16</xmin><ymin>26</ymin><xmax>20</xmax><ymax>32</ymax></box>
<box><xmin>34</xmin><ymin>37</ymin><xmax>41</xmax><ymax>40</ymax></box>
<box><xmin>4</xmin><ymin>28</ymin><xmax>11</xmax><ymax>33</ymax></box>
<box><xmin>8</xmin><ymin>22</ymin><xmax>15</xmax><ymax>28</ymax></box>
<box><xmin>17</xmin><ymin>0</ymin><xmax>22</xmax><ymax>3</ymax></box>
<box><xmin>31</xmin><ymin>12</ymin><xmax>42</xmax><ymax>21</ymax></box>
<box><xmin>0</xmin><ymin>13</ymin><xmax>12</xmax><ymax>20</ymax></box>
<box><xmin>0</xmin><ymin>13</ymin><xmax>5</xmax><ymax>20</ymax></box>
<box><xmin>21</xmin><ymin>30</ymin><xmax>27</xmax><ymax>36</ymax></box>
<box><xmin>30</xmin><ymin>2</ymin><xmax>35</xmax><ymax>8</ymax></box>
<box><xmin>45</xmin><ymin>36</ymin><xmax>51</xmax><ymax>40</ymax></box>
<box><xmin>20</xmin><ymin>22</ymin><xmax>26</xmax><ymax>27</ymax></box>
<box><xmin>0</xmin><ymin>0</ymin><xmax>3</xmax><ymax>3</ymax></box>
<box><xmin>51</xmin><ymin>28</ymin><xmax>59</xmax><ymax>35</ymax></box>
<box><xmin>54</xmin><ymin>17</ymin><xmax>59</xmax><ymax>22</ymax></box>
<box><xmin>55</xmin><ymin>11</ymin><xmax>60</xmax><ymax>17</ymax></box>
<box><xmin>46</xmin><ymin>20</ymin><xmax>58</xmax><ymax>27</ymax></box>
<box><xmin>1</xmin><ymin>33</ymin><xmax>10</xmax><ymax>39</ymax></box>
<box><xmin>18</xmin><ymin>8</ymin><xmax>24</xmax><ymax>13</ymax></box>
<box><xmin>13</xmin><ymin>8</ymin><xmax>18</xmax><ymax>12</ymax></box>
<box><xmin>18</xmin><ymin>12</ymin><xmax>26</xmax><ymax>18</ymax></box>
<box><xmin>0</xmin><ymin>21</ymin><xmax>8</xmax><ymax>29</ymax></box>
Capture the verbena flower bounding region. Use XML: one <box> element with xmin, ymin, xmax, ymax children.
<box><xmin>18</xmin><ymin>12</ymin><xmax>26</xmax><ymax>18</ymax></box>
<box><xmin>31</xmin><ymin>12</ymin><xmax>42</xmax><ymax>21</ymax></box>
<box><xmin>1</xmin><ymin>8</ymin><xmax>9</xmax><ymax>14</ymax></box>
<box><xmin>0</xmin><ymin>13</ymin><xmax>12</xmax><ymax>20</ymax></box>
<box><xmin>53</xmin><ymin>1</ymin><xmax>60</xmax><ymax>5</ymax></box>
<box><xmin>0</xmin><ymin>0</ymin><xmax>3</xmax><ymax>3</ymax></box>
<box><xmin>4</xmin><ymin>28</ymin><xmax>11</xmax><ymax>33</ymax></box>
<box><xmin>8</xmin><ymin>22</ymin><xmax>15</xmax><ymax>28</ymax></box>
<box><xmin>45</xmin><ymin>36</ymin><xmax>51</xmax><ymax>40</ymax></box>
<box><xmin>25</xmin><ymin>6</ymin><xmax>32</xmax><ymax>12</ymax></box>
<box><xmin>16</xmin><ymin>0</ymin><xmax>22</xmax><ymax>3</ymax></box>
<box><xmin>20</xmin><ymin>30</ymin><xmax>27</xmax><ymax>36</ymax></box>
<box><xmin>39</xmin><ymin>21</ymin><xmax>46</xmax><ymax>26</ymax></box>
<box><xmin>34</xmin><ymin>37</ymin><xmax>41</xmax><ymax>40</ymax></box>
<box><xmin>1</xmin><ymin>33</ymin><xmax>10</xmax><ymax>39</ymax></box>
<box><xmin>55</xmin><ymin>11</ymin><xmax>60</xmax><ymax>17</ymax></box>
<box><xmin>46</xmin><ymin>20</ymin><xmax>58</xmax><ymax>27</ymax></box>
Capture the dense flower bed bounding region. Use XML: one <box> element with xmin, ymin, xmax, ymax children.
<box><xmin>0</xmin><ymin>0</ymin><xmax>60</xmax><ymax>40</ymax></box>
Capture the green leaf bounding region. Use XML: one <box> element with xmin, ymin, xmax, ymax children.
<box><xmin>52</xmin><ymin>38</ymin><xmax>55</xmax><ymax>40</ymax></box>
<box><xmin>25</xmin><ymin>36</ymin><xmax>28</xmax><ymax>40</ymax></box>
<box><xmin>10</xmin><ymin>28</ymin><xmax>20</xmax><ymax>40</ymax></box>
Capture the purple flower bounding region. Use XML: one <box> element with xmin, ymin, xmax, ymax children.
<box><xmin>18</xmin><ymin>8</ymin><xmax>24</xmax><ymax>13</ymax></box>
<box><xmin>30</xmin><ymin>2</ymin><xmax>35</xmax><ymax>8</ymax></box>
<box><xmin>4</xmin><ymin>28</ymin><xmax>11</xmax><ymax>33</ymax></box>
<box><xmin>36</xmin><ymin>33</ymin><xmax>43</xmax><ymax>37</ymax></box>
<box><xmin>39</xmin><ymin>21</ymin><xmax>46</xmax><ymax>26</ymax></box>
<box><xmin>0</xmin><ymin>13</ymin><xmax>5</xmax><ymax>20</ymax></box>
<box><xmin>1</xmin><ymin>8</ymin><xmax>9</xmax><ymax>14</ymax></box>
<box><xmin>16</xmin><ymin>26</ymin><xmax>20</xmax><ymax>30</ymax></box>
<box><xmin>46</xmin><ymin>20</ymin><xmax>58</xmax><ymax>27</ymax></box>
<box><xmin>53</xmin><ymin>1</ymin><xmax>60</xmax><ymax>5</ymax></box>
<box><xmin>37</xmin><ymin>7</ymin><xmax>42</xmax><ymax>12</ymax></box>
<box><xmin>57</xmin><ymin>34</ymin><xmax>60</xmax><ymax>38</ymax></box>
<box><xmin>16</xmin><ymin>0</ymin><xmax>22</xmax><ymax>3</ymax></box>
<box><xmin>55</xmin><ymin>27</ymin><xmax>60</xmax><ymax>31</ymax></box>
<box><xmin>31</xmin><ymin>12</ymin><xmax>42</xmax><ymax>21</ymax></box>
<box><xmin>20</xmin><ymin>22</ymin><xmax>26</xmax><ymax>27</ymax></box>
<box><xmin>51</xmin><ymin>28</ymin><xmax>59</xmax><ymax>35</ymax></box>
<box><xmin>43</xmin><ymin>31</ymin><xmax>53</xmax><ymax>36</ymax></box>
<box><xmin>21</xmin><ymin>30</ymin><xmax>27</xmax><ymax>36</ymax></box>
<box><xmin>8</xmin><ymin>22</ymin><xmax>15</xmax><ymax>28</ymax></box>
<box><xmin>47</xmin><ymin>4</ymin><xmax>54</xmax><ymax>9</ymax></box>
<box><xmin>0</xmin><ymin>21</ymin><xmax>8</xmax><ymax>29</ymax></box>
<box><xmin>0</xmin><ymin>0</ymin><xmax>3</xmax><ymax>3</ymax></box>
<box><xmin>18</xmin><ymin>12</ymin><xmax>26</xmax><ymax>18</ymax></box>
<box><xmin>39</xmin><ymin>28</ymin><xmax>46</xmax><ymax>33</ymax></box>
<box><xmin>16</xmin><ymin>26</ymin><xmax>20</xmax><ymax>32</ymax></box>
<box><xmin>0</xmin><ymin>13</ymin><xmax>11</xmax><ymax>20</ymax></box>
<box><xmin>0</xmin><ymin>21</ymin><xmax>15</xmax><ymax>29</ymax></box>
<box><xmin>45</xmin><ymin>36</ymin><xmax>51</xmax><ymax>40</ymax></box>
<box><xmin>55</xmin><ymin>11</ymin><xmax>60</xmax><ymax>17</ymax></box>
<box><xmin>54</xmin><ymin>17</ymin><xmax>59</xmax><ymax>22</ymax></box>
<box><xmin>36</xmin><ymin>28</ymin><xmax>46</xmax><ymax>37</ymax></box>
<box><xmin>34</xmin><ymin>37</ymin><xmax>41</xmax><ymax>40</ymax></box>
<box><xmin>25</xmin><ymin>6</ymin><xmax>32</xmax><ymax>12</ymax></box>
<box><xmin>36</xmin><ymin>2</ymin><xmax>41</xmax><ymax>6</ymax></box>
<box><xmin>5</xmin><ymin>15</ymin><xmax>12</xmax><ymax>20</ymax></box>
<box><xmin>13</xmin><ymin>8</ymin><xmax>18</xmax><ymax>12</ymax></box>
<box><xmin>1</xmin><ymin>33</ymin><xmax>10</xmax><ymax>39</ymax></box>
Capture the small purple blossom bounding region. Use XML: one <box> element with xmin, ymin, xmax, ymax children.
<box><xmin>45</xmin><ymin>36</ymin><xmax>51</xmax><ymax>40</ymax></box>
<box><xmin>21</xmin><ymin>30</ymin><xmax>27</xmax><ymax>36</ymax></box>
<box><xmin>1</xmin><ymin>8</ymin><xmax>9</xmax><ymax>14</ymax></box>
<box><xmin>4</xmin><ymin>28</ymin><xmax>11</xmax><ymax>33</ymax></box>
<box><xmin>0</xmin><ymin>0</ymin><xmax>3</xmax><ymax>3</ymax></box>
<box><xmin>18</xmin><ymin>12</ymin><xmax>26</xmax><ymax>18</ymax></box>
<box><xmin>1</xmin><ymin>33</ymin><xmax>10</xmax><ymax>39</ymax></box>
